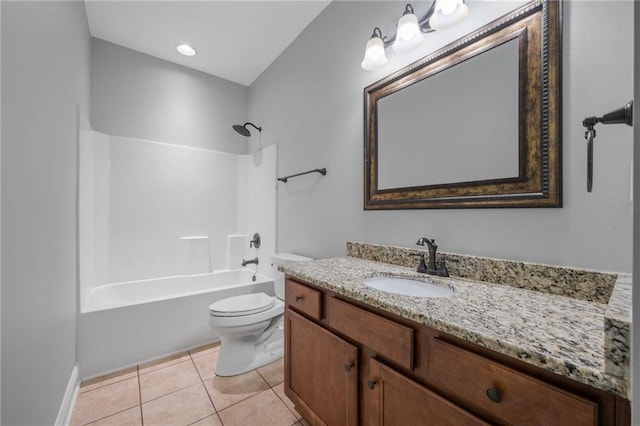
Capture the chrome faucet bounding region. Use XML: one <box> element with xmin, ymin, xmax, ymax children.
<box><xmin>241</xmin><ymin>257</ymin><xmax>259</xmax><ymax>267</ymax></box>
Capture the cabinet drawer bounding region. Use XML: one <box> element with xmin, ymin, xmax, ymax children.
<box><xmin>285</xmin><ymin>279</ymin><xmax>321</xmax><ymax>320</ymax></box>
<box><xmin>325</xmin><ymin>297</ymin><xmax>414</xmax><ymax>370</ymax></box>
<box><xmin>431</xmin><ymin>339</ymin><xmax>598</xmax><ymax>426</ymax></box>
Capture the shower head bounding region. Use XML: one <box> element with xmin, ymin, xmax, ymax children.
<box><xmin>232</xmin><ymin>122</ymin><xmax>262</xmax><ymax>137</ymax></box>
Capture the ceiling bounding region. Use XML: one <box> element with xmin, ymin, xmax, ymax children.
<box><xmin>84</xmin><ymin>1</ymin><xmax>332</xmax><ymax>87</ymax></box>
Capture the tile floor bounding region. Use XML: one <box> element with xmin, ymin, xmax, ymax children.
<box><xmin>71</xmin><ymin>343</ymin><xmax>309</xmax><ymax>426</ymax></box>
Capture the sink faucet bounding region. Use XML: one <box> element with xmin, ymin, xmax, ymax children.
<box><xmin>416</xmin><ymin>237</ymin><xmax>438</xmax><ymax>275</ymax></box>
<box><xmin>415</xmin><ymin>237</ymin><xmax>457</xmax><ymax>277</ymax></box>
<box><xmin>242</xmin><ymin>257</ymin><xmax>259</xmax><ymax>267</ymax></box>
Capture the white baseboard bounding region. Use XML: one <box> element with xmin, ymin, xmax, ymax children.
<box><xmin>55</xmin><ymin>363</ymin><xmax>79</xmax><ymax>426</ymax></box>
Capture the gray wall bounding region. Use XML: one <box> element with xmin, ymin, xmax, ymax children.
<box><xmin>632</xmin><ymin>0</ymin><xmax>638</xmax><ymax>418</ymax></box>
<box><xmin>0</xmin><ymin>0</ymin><xmax>3</xmax><ymax>419</ymax></box>
<box><xmin>249</xmin><ymin>1</ymin><xmax>634</xmax><ymax>273</ymax></box>
<box><xmin>91</xmin><ymin>38</ymin><xmax>250</xmax><ymax>154</ymax></box>
<box><xmin>1</xmin><ymin>1</ymin><xmax>90</xmax><ymax>424</ymax></box>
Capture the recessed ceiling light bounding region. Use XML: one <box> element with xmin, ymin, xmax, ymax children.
<box><xmin>176</xmin><ymin>44</ymin><xmax>196</xmax><ymax>57</ymax></box>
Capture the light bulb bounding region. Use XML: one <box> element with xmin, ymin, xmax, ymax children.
<box><xmin>392</xmin><ymin>9</ymin><xmax>424</xmax><ymax>53</ymax></box>
<box><xmin>429</xmin><ymin>0</ymin><xmax>469</xmax><ymax>30</ymax></box>
<box><xmin>361</xmin><ymin>36</ymin><xmax>388</xmax><ymax>70</ymax></box>
<box><xmin>439</xmin><ymin>0</ymin><xmax>458</xmax><ymax>15</ymax></box>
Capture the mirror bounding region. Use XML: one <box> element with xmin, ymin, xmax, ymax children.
<box><xmin>364</xmin><ymin>0</ymin><xmax>561</xmax><ymax>209</ymax></box>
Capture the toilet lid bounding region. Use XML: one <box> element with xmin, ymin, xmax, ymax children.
<box><xmin>209</xmin><ymin>293</ymin><xmax>275</xmax><ymax>317</ymax></box>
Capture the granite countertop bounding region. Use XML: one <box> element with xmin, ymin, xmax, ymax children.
<box><xmin>280</xmin><ymin>256</ymin><xmax>631</xmax><ymax>399</ymax></box>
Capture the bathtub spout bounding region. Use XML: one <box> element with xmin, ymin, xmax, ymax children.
<box><xmin>241</xmin><ymin>257</ymin><xmax>259</xmax><ymax>267</ymax></box>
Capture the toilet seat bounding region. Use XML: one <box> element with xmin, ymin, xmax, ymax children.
<box><xmin>209</xmin><ymin>293</ymin><xmax>275</xmax><ymax>317</ymax></box>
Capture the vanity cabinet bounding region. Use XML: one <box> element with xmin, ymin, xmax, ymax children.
<box><xmin>284</xmin><ymin>278</ymin><xmax>629</xmax><ymax>426</ymax></box>
<box><xmin>368</xmin><ymin>358</ymin><xmax>488</xmax><ymax>426</ymax></box>
<box><xmin>285</xmin><ymin>308</ymin><xmax>358</xmax><ymax>425</ymax></box>
<box><xmin>430</xmin><ymin>339</ymin><xmax>598</xmax><ymax>425</ymax></box>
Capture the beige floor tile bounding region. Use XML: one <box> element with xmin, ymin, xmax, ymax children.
<box><xmin>203</xmin><ymin>369</ymin><xmax>269</xmax><ymax>411</ymax></box>
<box><xmin>298</xmin><ymin>419</ymin><xmax>311</xmax><ymax>426</ymax></box>
<box><xmin>139</xmin><ymin>352</ymin><xmax>191</xmax><ymax>374</ymax></box>
<box><xmin>86</xmin><ymin>407</ymin><xmax>142</xmax><ymax>426</ymax></box>
<box><xmin>256</xmin><ymin>357</ymin><xmax>284</xmax><ymax>387</ymax></box>
<box><xmin>139</xmin><ymin>360</ymin><xmax>201</xmax><ymax>402</ymax></box>
<box><xmin>142</xmin><ymin>383</ymin><xmax>215</xmax><ymax>426</ymax></box>
<box><xmin>219</xmin><ymin>388</ymin><xmax>298</xmax><ymax>426</ymax></box>
<box><xmin>192</xmin><ymin>350</ymin><xmax>219</xmax><ymax>380</ymax></box>
<box><xmin>189</xmin><ymin>413</ymin><xmax>223</xmax><ymax>426</ymax></box>
<box><xmin>189</xmin><ymin>342</ymin><xmax>221</xmax><ymax>359</ymax></box>
<box><xmin>80</xmin><ymin>367</ymin><xmax>138</xmax><ymax>394</ymax></box>
<box><xmin>273</xmin><ymin>382</ymin><xmax>302</xmax><ymax>420</ymax></box>
<box><xmin>70</xmin><ymin>377</ymin><xmax>140</xmax><ymax>426</ymax></box>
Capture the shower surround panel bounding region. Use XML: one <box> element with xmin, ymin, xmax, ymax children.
<box><xmin>79</xmin><ymin>131</ymin><xmax>276</xmax><ymax>304</ymax></box>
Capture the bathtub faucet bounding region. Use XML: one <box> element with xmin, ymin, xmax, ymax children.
<box><xmin>241</xmin><ymin>257</ymin><xmax>259</xmax><ymax>267</ymax></box>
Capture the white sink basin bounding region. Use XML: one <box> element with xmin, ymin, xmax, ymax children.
<box><xmin>363</xmin><ymin>276</ymin><xmax>454</xmax><ymax>298</ymax></box>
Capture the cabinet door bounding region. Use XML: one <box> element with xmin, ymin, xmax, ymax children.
<box><xmin>285</xmin><ymin>309</ymin><xmax>358</xmax><ymax>425</ymax></box>
<box><xmin>367</xmin><ymin>358</ymin><xmax>489</xmax><ymax>426</ymax></box>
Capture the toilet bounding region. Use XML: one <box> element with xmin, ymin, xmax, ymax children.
<box><xmin>208</xmin><ymin>252</ymin><xmax>312</xmax><ymax>376</ymax></box>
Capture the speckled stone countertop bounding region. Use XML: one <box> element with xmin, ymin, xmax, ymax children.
<box><xmin>280</xmin><ymin>254</ymin><xmax>632</xmax><ymax>399</ymax></box>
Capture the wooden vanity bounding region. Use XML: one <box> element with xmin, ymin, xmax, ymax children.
<box><xmin>283</xmin><ymin>278</ymin><xmax>631</xmax><ymax>425</ymax></box>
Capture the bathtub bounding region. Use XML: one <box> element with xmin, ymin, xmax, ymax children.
<box><xmin>78</xmin><ymin>269</ymin><xmax>274</xmax><ymax>379</ymax></box>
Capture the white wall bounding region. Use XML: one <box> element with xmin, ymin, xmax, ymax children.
<box><xmin>91</xmin><ymin>38</ymin><xmax>250</xmax><ymax>154</ymax></box>
<box><xmin>1</xmin><ymin>1</ymin><xmax>90</xmax><ymax>424</ymax></box>
<box><xmin>249</xmin><ymin>1</ymin><xmax>634</xmax><ymax>273</ymax></box>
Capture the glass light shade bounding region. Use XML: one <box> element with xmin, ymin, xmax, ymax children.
<box><xmin>429</xmin><ymin>0</ymin><xmax>469</xmax><ymax>30</ymax></box>
<box><xmin>176</xmin><ymin>44</ymin><xmax>197</xmax><ymax>56</ymax></box>
<box><xmin>392</xmin><ymin>13</ymin><xmax>424</xmax><ymax>53</ymax></box>
<box><xmin>361</xmin><ymin>36</ymin><xmax>388</xmax><ymax>71</ymax></box>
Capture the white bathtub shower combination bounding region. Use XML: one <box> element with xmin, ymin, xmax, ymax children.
<box><xmin>78</xmin><ymin>131</ymin><xmax>277</xmax><ymax>378</ymax></box>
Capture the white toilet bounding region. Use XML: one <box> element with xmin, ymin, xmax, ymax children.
<box><xmin>208</xmin><ymin>252</ymin><xmax>312</xmax><ymax>376</ymax></box>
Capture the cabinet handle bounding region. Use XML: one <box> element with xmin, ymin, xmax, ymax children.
<box><xmin>295</xmin><ymin>295</ymin><xmax>303</xmax><ymax>302</ymax></box>
<box><xmin>486</xmin><ymin>388</ymin><xmax>502</xmax><ymax>403</ymax></box>
<box><xmin>367</xmin><ymin>380</ymin><xmax>377</xmax><ymax>390</ymax></box>
<box><xmin>344</xmin><ymin>362</ymin><xmax>353</xmax><ymax>372</ymax></box>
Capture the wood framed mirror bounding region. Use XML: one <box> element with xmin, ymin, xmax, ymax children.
<box><xmin>364</xmin><ymin>0</ymin><xmax>561</xmax><ymax>209</ymax></box>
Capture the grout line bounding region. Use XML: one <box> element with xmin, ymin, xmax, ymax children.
<box><xmin>189</xmin><ymin>347</ymin><xmax>221</xmax><ymax>360</ymax></box>
<box><xmin>202</xmin><ymin>385</ymin><xmax>219</xmax><ymax>416</ymax></box>
<box><xmin>140</xmin><ymin>380</ymin><xmax>204</xmax><ymax>405</ymax></box>
<box><xmin>190</xmin><ymin>355</ymin><xmax>219</xmax><ymax>414</ymax></box>
<box><xmin>191</xmin><ymin>354</ymin><xmax>207</xmax><ymax>383</ymax></box>
<box><xmin>186</xmin><ymin>412</ymin><xmax>220</xmax><ymax>426</ymax></box>
<box><xmin>271</xmin><ymin>387</ymin><xmax>302</xmax><ymax>422</ymax></box>
<box><xmin>78</xmin><ymin>371</ymin><xmax>138</xmax><ymax>394</ymax></box>
<box><xmin>137</xmin><ymin>365</ymin><xmax>144</xmax><ymax>426</ymax></box>
<box><xmin>78</xmin><ymin>404</ymin><xmax>140</xmax><ymax>426</ymax></box>
<box><xmin>138</xmin><ymin>355</ymin><xmax>192</xmax><ymax>376</ymax></box>
<box><xmin>255</xmin><ymin>369</ymin><xmax>268</xmax><ymax>385</ymax></box>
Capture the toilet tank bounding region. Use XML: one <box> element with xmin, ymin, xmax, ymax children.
<box><xmin>271</xmin><ymin>253</ymin><xmax>313</xmax><ymax>300</ymax></box>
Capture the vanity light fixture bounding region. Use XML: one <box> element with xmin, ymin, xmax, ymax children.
<box><xmin>361</xmin><ymin>0</ymin><xmax>469</xmax><ymax>71</ymax></box>
<box><xmin>392</xmin><ymin>4</ymin><xmax>424</xmax><ymax>53</ymax></box>
<box><xmin>430</xmin><ymin>0</ymin><xmax>469</xmax><ymax>30</ymax></box>
<box><xmin>176</xmin><ymin>43</ymin><xmax>197</xmax><ymax>57</ymax></box>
